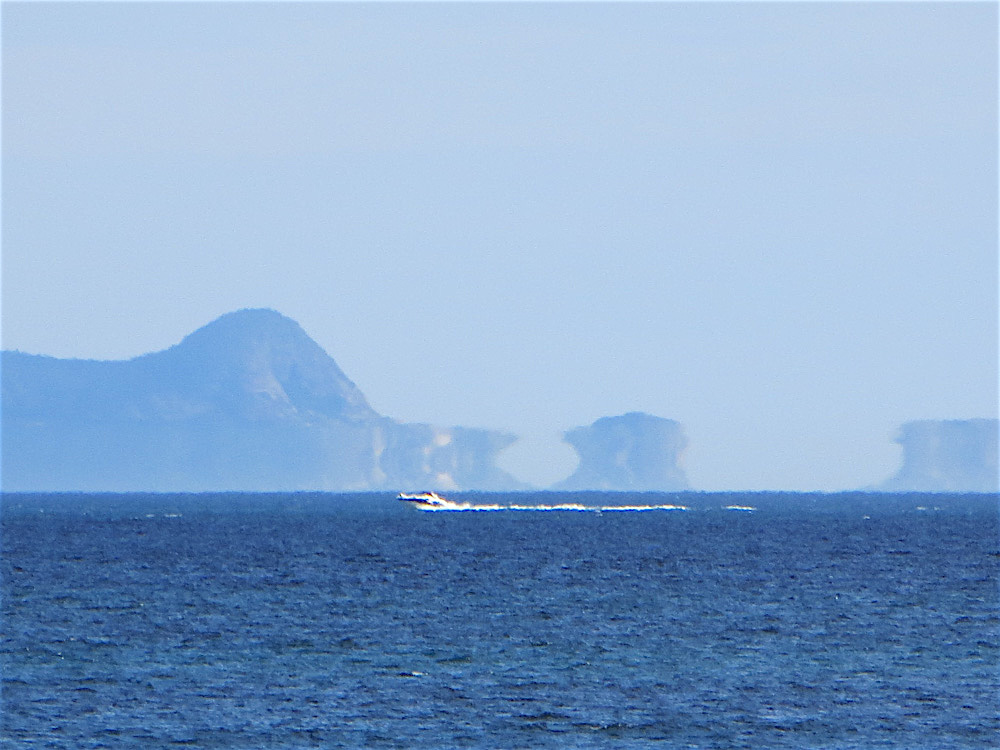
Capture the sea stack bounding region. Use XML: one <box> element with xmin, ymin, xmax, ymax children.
<box><xmin>553</xmin><ymin>412</ymin><xmax>689</xmax><ymax>491</ymax></box>
<box><xmin>878</xmin><ymin>419</ymin><xmax>999</xmax><ymax>492</ymax></box>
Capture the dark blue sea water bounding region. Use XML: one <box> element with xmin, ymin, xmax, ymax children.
<box><xmin>2</xmin><ymin>492</ymin><xmax>998</xmax><ymax>749</ymax></box>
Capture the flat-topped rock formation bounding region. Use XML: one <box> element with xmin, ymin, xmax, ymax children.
<box><xmin>553</xmin><ymin>412</ymin><xmax>689</xmax><ymax>491</ymax></box>
<box><xmin>878</xmin><ymin>418</ymin><xmax>999</xmax><ymax>492</ymax></box>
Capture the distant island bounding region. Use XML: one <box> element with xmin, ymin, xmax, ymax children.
<box><xmin>877</xmin><ymin>419</ymin><xmax>998</xmax><ymax>493</ymax></box>
<box><xmin>2</xmin><ymin>309</ymin><xmax>523</xmax><ymax>492</ymax></box>
<box><xmin>2</xmin><ymin>309</ymin><xmax>996</xmax><ymax>492</ymax></box>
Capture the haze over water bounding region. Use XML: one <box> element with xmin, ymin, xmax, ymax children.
<box><xmin>3</xmin><ymin>2</ymin><xmax>996</xmax><ymax>490</ymax></box>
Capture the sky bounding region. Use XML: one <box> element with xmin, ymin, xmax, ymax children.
<box><xmin>2</xmin><ymin>1</ymin><xmax>997</xmax><ymax>491</ymax></box>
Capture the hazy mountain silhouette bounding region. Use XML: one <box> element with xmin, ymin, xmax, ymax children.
<box><xmin>553</xmin><ymin>412</ymin><xmax>689</xmax><ymax>491</ymax></box>
<box><xmin>2</xmin><ymin>309</ymin><xmax>524</xmax><ymax>492</ymax></box>
<box><xmin>878</xmin><ymin>419</ymin><xmax>999</xmax><ymax>493</ymax></box>
<box><xmin>8</xmin><ymin>309</ymin><xmax>990</xmax><ymax>494</ymax></box>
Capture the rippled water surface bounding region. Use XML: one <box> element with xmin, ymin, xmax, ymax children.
<box><xmin>3</xmin><ymin>492</ymin><xmax>998</xmax><ymax>748</ymax></box>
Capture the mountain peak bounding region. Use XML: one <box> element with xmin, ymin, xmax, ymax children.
<box><xmin>178</xmin><ymin>307</ymin><xmax>312</xmax><ymax>350</ymax></box>
<box><xmin>154</xmin><ymin>308</ymin><xmax>376</xmax><ymax>422</ymax></box>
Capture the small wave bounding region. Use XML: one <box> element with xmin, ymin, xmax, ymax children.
<box><xmin>724</xmin><ymin>505</ymin><xmax>757</xmax><ymax>511</ymax></box>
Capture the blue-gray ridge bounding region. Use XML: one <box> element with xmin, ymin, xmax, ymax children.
<box><xmin>1</xmin><ymin>308</ymin><xmax>525</xmax><ymax>492</ymax></box>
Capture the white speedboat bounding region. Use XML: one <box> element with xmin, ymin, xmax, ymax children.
<box><xmin>397</xmin><ymin>492</ymin><xmax>449</xmax><ymax>507</ymax></box>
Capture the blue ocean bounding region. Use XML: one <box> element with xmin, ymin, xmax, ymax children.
<box><xmin>2</xmin><ymin>491</ymin><xmax>998</xmax><ymax>748</ymax></box>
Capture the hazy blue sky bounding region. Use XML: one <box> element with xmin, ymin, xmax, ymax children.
<box><xmin>3</xmin><ymin>2</ymin><xmax>997</xmax><ymax>490</ymax></box>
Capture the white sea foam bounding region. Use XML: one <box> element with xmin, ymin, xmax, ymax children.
<box><xmin>724</xmin><ymin>505</ymin><xmax>757</xmax><ymax>511</ymax></box>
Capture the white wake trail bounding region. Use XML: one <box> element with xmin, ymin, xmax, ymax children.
<box><xmin>414</xmin><ymin>501</ymin><xmax>689</xmax><ymax>513</ymax></box>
